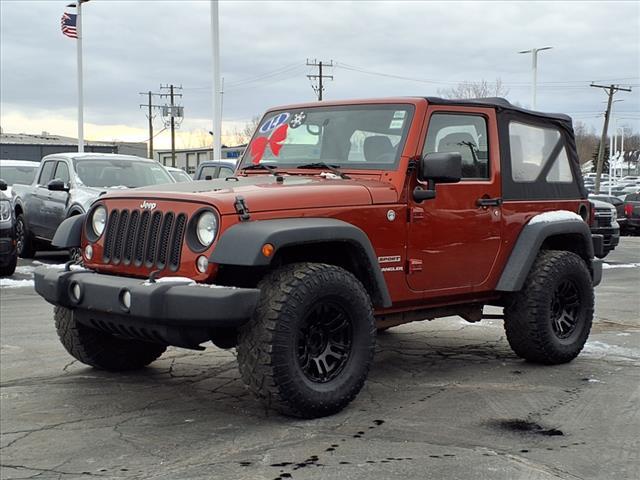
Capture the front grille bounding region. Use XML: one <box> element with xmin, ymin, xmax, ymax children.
<box><xmin>102</xmin><ymin>208</ymin><xmax>187</xmax><ymax>271</ymax></box>
<box><xmin>595</xmin><ymin>209</ymin><xmax>613</xmax><ymax>228</ymax></box>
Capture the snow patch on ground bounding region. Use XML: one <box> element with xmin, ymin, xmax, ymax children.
<box><xmin>0</xmin><ymin>278</ymin><xmax>35</xmax><ymax>289</ymax></box>
<box><xmin>528</xmin><ymin>210</ymin><xmax>583</xmax><ymax>225</ymax></box>
<box><xmin>143</xmin><ymin>276</ymin><xmax>195</xmax><ymax>286</ymax></box>
<box><xmin>583</xmin><ymin>340</ymin><xmax>640</xmax><ymax>360</ymax></box>
<box><xmin>602</xmin><ymin>263</ymin><xmax>640</xmax><ymax>269</ymax></box>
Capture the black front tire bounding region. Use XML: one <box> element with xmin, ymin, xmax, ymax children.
<box><xmin>0</xmin><ymin>253</ymin><xmax>17</xmax><ymax>277</ymax></box>
<box><xmin>237</xmin><ymin>263</ymin><xmax>376</xmax><ymax>418</ymax></box>
<box><xmin>54</xmin><ymin>306</ymin><xmax>167</xmax><ymax>371</ymax></box>
<box><xmin>16</xmin><ymin>214</ymin><xmax>36</xmax><ymax>259</ymax></box>
<box><xmin>504</xmin><ymin>250</ymin><xmax>594</xmax><ymax>365</ymax></box>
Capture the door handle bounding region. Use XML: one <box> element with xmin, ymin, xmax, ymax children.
<box><xmin>476</xmin><ymin>197</ymin><xmax>502</xmax><ymax>207</ymax></box>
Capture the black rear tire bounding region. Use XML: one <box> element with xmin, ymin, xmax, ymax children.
<box><xmin>0</xmin><ymin>253</ymin><xmax>17</xmax><ymax>277</ymax></box>
<box><xmin>504</xmin><ymin>250</ymin><xmax>594</xmax><ymax>365</ymax></box>
<box><xmin>54</xmin><ymin>306</ymin><xmax>167</xmax><ymax>371</ymax></box>
<box><xmin>237</xmin><ymin>263</ymin><xmax>375</xmax><ymax>418</ymax></box>
<box><xmin>16</xmin><ymin>214</ymin><xmax>36</xmax><ymax>259</ymax></box>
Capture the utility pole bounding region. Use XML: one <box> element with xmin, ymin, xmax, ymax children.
<box><xmin>590</xmin><ymin>83</ymin><xmax>632</xmax><ymax>193</ymax></box>
<box><xmin>139</xmin><ymin>91</ymin><xmax>163</xmax><ymax>159</ymax></box>
<box><xmin>306</xmin><ymin>59</ymin><xmax>333</xmax><ymax>101</ymax></box>
<box><xmin>159</xmin><ymin>84</ymin><xmax>183</xmax><ymax>167</ymax></box>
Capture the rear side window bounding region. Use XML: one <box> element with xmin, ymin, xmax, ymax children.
<box><xmin>509</xmin><ymin>122</ymin><xmax>573</xmax><ymax>183</ymax></box>
<box><xmin>627</xmin><ymin>193</ymin><xmax>640</xmax><ymax>201</ymax></box>
<box><xmin>423</xmin><ymin>113</ymin><xmax>489</xmax><ymax>179</ymax></box>
<box><xmin>38</xmin><ymin>161</ymin><xmax>56</xmax><ymax>184</ymax></box>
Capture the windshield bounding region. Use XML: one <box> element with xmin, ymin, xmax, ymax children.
<box><xmin>0</xmin><ymin>165</ymin><xmax>38</xmax><ymax>185</ymax></box>
<box><xmin>239</xmin><ymin>104</ymin><xmax>415</xmax><ymax>171</ymax></box>
<box><xmin>169</xmin><ymin>169</ymin><xmax>192</xmax><ymax>182</ymax></box>
<box><xmin>73</xmin><ymin>158</ymin><xmax>174</xmax><ymax>188</ymax></box>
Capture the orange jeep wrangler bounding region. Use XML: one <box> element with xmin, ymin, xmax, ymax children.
<box><xmin>35</xmin><ymin>97</ymin><xmax>602</xmax><ymax>418</ymax></box>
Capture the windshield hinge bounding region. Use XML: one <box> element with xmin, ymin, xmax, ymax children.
<box><xmin>234</xmin><ymin>196</ymin><xmax>251</xmax><ymax>222</ymax></box>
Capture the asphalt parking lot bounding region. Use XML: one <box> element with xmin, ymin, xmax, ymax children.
<box><xmin>1</xmin><ymin>239</ymin><xmax>639</xmax><ymax>480</ymax></box>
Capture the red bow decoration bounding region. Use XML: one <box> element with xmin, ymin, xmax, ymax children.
<box><xmin>250</xmin><ymin>123</ymin><xmax>288</xmax><ymax>164</ymax></box>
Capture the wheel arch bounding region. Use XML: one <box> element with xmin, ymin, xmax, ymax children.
<box><xmin>210</xmin><ymin>218</ymin><xmax>392</xmax><ymax>308</ymax></box>
<box><xmin>496</xmin><ymin>219</ymin><xmax>595</xmax><ymax>292</ymax></box>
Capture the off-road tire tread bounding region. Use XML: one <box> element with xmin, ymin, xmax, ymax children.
<box><xmin>504</xmin><ymin>250</ymin><xmax>593</xmax><ymax>365</ymax></box>
<box><xmin>54</xmin><ymin>306</ymin><xmax>167</xmax><ymax>371</ymax></box>
<box><xmin>237</xmin><ymin>263</ymin><xmax>375</xmax><ymax>418</ymax></box>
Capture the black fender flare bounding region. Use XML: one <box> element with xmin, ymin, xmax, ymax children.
<box><xmin>210</xmin><ymin>218</ymin><xmax>392</xmax><ymax>307</ymax></box>
<box><xmin>496</xmin><ymin>218</ymin><xmax>594</xmax><ymax>292</ymax></box>
<box><xmin>52</xmin><ymin>214</ymin><xmax>85</xmax><ymax>248</ymax></box>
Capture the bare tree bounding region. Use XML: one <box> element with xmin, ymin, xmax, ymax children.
<box><xmin>232</xmin><ymin>116</ymin><xmax>261</xmax><ymax>145</ymax></box>
<box><xmin>181</xmin><ymin>129</ymin><xmax>212</xmax><ymax>149</ymax></box>
<box><xmin>438</xmin><ymin>78</ymin><xmax>510</xmax><ymax>99</ymax></box>
<box><xmin>574</xmin><ymin>121</ymin><xmax>599</xmax><ymax>165</ymax></box>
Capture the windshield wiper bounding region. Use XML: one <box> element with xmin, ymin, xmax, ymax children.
<box><xmin>239</xmin><ymin>164</ymin><xmax>280</xmax><ymax>176</ymax></box>
<box><xmin>296</xmin><ymin>162</ymin><xmax>350</xmax><ymax>179</ymax></box>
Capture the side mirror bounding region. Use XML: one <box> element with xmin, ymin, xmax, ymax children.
<box><xmin>413</xmin><ymin>152</ymin><xmax>462</xmax><ymax>202</ymax></box>
<box><xmin>205</xmin><ymin>175</ymin><xmax>213</xmax><ymax>180</ymax></box>
<box><xmin>47</xmin><ymin>179</ymin><xmax>70</xmax><ymax>192</ymax></box>
<box><xmin>0</xmin><ymin>179</ymin><xmax>7</xmax><ymax>191</ymax></box>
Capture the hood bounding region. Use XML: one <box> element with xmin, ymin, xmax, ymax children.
<box><xmin>99</xmin><ymin>174</ymin><xmax>400</xmax><ymax>215</ymax></box>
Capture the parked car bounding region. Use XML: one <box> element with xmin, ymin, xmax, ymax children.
<box><xmin>623</xmin><ymin>192</ymin><xmax>640</xmax><ymax>234</ymax></box>
<box><xmin>35</xmin><ymin>96</ymin><xmax>602</xmax><ymax>418</ymax></box>
<box><xmin>12</xmin><ymin>153</ymin><xmax>175</xmax><ymax>258</ymax></box>
<box><xmin>0</xmin><ymin>180</ymin><xmax>17</xmax><ymax>276</ymax></box>
<box><xmin>166</xmin><ymin>166</ymin><xmax>194</xmax><ymax>183</ymax></box>
<box><xmin>193</xmin><ymin>160</ymin><xmax>237</xmax><ymax>180</ymax></box>
<box><xmin>589</xmin><ymin>194</ymin><xmax>627</xmax><ymax>232</ymax></box>
<box><xmin>589</xmin><ymin>198</ymin><xmax>619</xmax><ymax>258</ymax></box>
<box><xmin>0</xmin><ymin>159</ymin><xmax>39</xmax><ymax>197</ymax></box>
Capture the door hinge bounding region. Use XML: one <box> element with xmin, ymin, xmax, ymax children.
<box><xmin>408</xmin><ymin>258</ymin><xmax>423</xmax><ymax>273</ymax></box>
<box><xmin>409</xmin><ymin>206</ymin><xmax>424</xmax><ymax>222</ymax></box>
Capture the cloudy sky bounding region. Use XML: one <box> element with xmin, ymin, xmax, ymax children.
<box><xmin>1</xmin><ymin>0</ymin><xmax>639</xmax><ymax>149</ymax></box>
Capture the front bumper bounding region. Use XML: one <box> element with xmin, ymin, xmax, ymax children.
<box><xmin>34</xmin><ymin>268</ymin><xmax>260</xmax><ymax>347</ymax></box>
<box><xmin>591</xmin><ymin>225</ymin><xmax>620</xmax><ymax>251</ymax></box>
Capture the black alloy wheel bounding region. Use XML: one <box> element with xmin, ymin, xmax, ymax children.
<box><xmin>297</xmin><ymin>301</ymin><xmax>353</xmax><ymax>383</ymax></box>
<box><xmin>550</xmin><ymin>279</ymin><xmax>580</xmax><ymax>340</ymax></box>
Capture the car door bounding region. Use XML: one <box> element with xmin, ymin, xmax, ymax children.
<box><xmin>407</xmin><ymin>108</ymin><xmax>502</xmax><ymax>297</ymax></box>
<box><xmin>42</xmin><ymin>161</ymin><xmax>72</xmax><ymax>239</ymax></box>
<box><xmin>28</xmin><ymin>160</ymin><xmax>57</xmax><ymax>237</ymax></box>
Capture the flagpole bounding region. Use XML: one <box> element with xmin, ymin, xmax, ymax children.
<box><xmin>210</xmin><ymin>0</ymin><xmax>221</xmax><ymax>160</ymax></box>
<box><xmin>76</xmin><ymin>1</ymin><xmax>84</xmax><ymax>153</ymax></box>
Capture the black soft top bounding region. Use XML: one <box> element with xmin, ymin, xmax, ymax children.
<box><xmin>424</xmin><ymin>97</ymin><xmax>572</xmax><ymax>123</ymax></box>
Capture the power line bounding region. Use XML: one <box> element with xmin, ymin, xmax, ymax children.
<box><xmin>307</xmin><ymin>59</ymin><xmax>333</xmax><ymax>101</ymax></box>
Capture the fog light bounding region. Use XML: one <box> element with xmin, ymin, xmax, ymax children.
<box><xmin>196</xmin><ymin>255</ymin><xmax>209</xmax><ymax>273</ymax></box>
<box><xmin>70</xmin><ymin>282</ymin><xmax>82</xmax><ymax>302</ymax></box>
<box><xmin>84</xmin><ymin>244</ymin><xmax>93</xmax><ymax>260</ymax></box>
<box><xmin>121</xmin><ymin>290</ymin><xmax>131</xmax><ymax>310</ymax></box>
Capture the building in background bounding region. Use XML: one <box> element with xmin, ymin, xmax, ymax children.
<box><xmin>0</xmin><ymin>132</ymin><xmax>147</xmax><ymax>161</ymax></box>
<box><xmin>155</xmin><ymin>146</ymin><xmax>245</xmax><ymax>174</ymax></box>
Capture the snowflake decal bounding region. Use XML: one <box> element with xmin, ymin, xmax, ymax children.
<box><xmin>289</xmin><ymin>111</ymin><xmax>307</xmax><ymax>129</ymax></box>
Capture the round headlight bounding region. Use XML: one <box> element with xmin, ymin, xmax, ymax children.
<box><xmin>196</xmin><ymin>211</ymin><xmax>218</xmax><ymax>247</ymax></box>
<box><xmin>91</xmin><ymin>206</ymin><xmax>107</xmax><ymax>238</ymax></box>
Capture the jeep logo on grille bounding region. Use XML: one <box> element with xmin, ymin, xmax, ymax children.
<box><xmin>140</xmin><ymin>200</ymin><xmax>157</xmax><ymax>210</ymax></box>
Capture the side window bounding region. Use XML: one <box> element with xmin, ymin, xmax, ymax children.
<box><xmin>199</xmin><ymin>166</ymin><xmax>218</xmax><ymax>179</ymax></box>
<box><xmin>509</xmin><ymin>122</ymin><xmax>573</xmax><ymax>183</ymax></box>
<box><xmin>423</xmin><ymin>113</ymin><xmax>489</xmax><ymax>179</ymax></box>
<box><xmin>54</xmin><ymin>162</ymin><xmax>70</xmax><ymax>184</ymax></box>
<box><xmin>218</xmin><ymin>167</ymin><xmax>235</xmax><ymax>178</ymax></box>
<box><xmin>38</xmin><ymin>161</ymin><xmax>56</xmax><ymax>185</ymax></box>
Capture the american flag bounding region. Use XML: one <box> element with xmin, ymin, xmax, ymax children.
<box><xmin>61</xmin><ymin>11</ymin><xmax>77</xmax><ymax>38</ymax></box>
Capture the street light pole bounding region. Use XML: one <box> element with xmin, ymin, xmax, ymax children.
<box><xmin>518</xmin><ymin>46</ymin><xmax>552</xmax><ymax>110</ymax></box>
